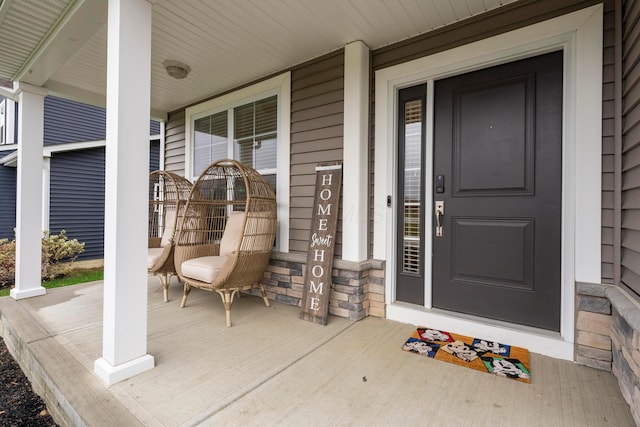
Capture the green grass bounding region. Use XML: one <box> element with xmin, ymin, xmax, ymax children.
<box><xmin>0</xmin><ymin>268</ymin><xmax>103</xmax><ymax>297</ymax></box>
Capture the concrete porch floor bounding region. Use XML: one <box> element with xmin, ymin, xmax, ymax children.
<box><xmin>0</xmin><ymin>278</ymin><xmax>635</xmax><ymax>427</ymax></box>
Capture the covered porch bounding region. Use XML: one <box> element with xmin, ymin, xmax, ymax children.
<box><xmin>0</xmin><ymin>277</ymin><xmax>635</xmax><ymax>426</ymax></box>
<box><xmin>2</xmin><ymin>0</ymin><xmax>640</xmax><ymax>424</ymax></box>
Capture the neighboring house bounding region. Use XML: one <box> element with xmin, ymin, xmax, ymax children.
<box><xmin>0</xmin><ymin>1</ymin><xmax>639</xmax><ymax>420</ymax></box>
<box><xmin>0</xmin><ymin>95</ymin><xmax>161</xmax><ymax>259</ymax></box>
<box><xmin>0</xmin><ymin>96</ymin><xmax>17</xmax><ymax>239</ymax></box>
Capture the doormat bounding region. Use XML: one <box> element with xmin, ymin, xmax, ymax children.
<box><xmin>402</xmin><ymin>327</ymin><xmax>531</xmax><ymax>383</ymax></box>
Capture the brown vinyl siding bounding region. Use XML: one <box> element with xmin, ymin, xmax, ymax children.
<box><xmin>289</xmin><ymin>51</ymin><xmax>344</xmax><ymax>256</ymax></box>
<box><xmin>602</xmin><ymin>1</ymin><xmax>616</xmax><ymax>283</ymax></box>
<box><xmin>164</xmin><ymin>109</ymin><xmax>186</xmax><ymax>176</ymax></box>
<box><xmin>621</xmin><ymin>0</ymin><xmax>640</xmax><ymax>295</ymax></box>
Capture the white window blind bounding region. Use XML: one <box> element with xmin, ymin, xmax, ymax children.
<box><xmin>233</xmin><ymin>95</ymin><xmax>277</xmax><ymax>188</ymax></box>
<box><xmin>403</xmin><ymin>99</ymin><xmax>422</xmax><ymax>275</ymax></box>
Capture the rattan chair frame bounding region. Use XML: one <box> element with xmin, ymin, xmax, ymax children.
<box><xmin>174</xmin><ymin>159</ymin><xmax>277</xmax><ymax>327</ymax></box>
<box><xmin>148</xmin><ymin>171</ymin><xmax>193</xmax><ymax>302</ymax></box>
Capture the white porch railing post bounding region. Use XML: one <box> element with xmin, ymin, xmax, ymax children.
<box><xmin>11</xmin><ymin>84</ymin><xmax>47</xmax><ymax>300</ymax></box>
<box><xmin>94</xmin><ymin>0</ymin><xmax>154</xmax><ymax>385</ymax></box>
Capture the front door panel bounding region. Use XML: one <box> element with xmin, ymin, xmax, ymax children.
<box><xmin>432</xmin><ymin>51</ymin><xmax>563</xmax><ymax>331</ymax></box>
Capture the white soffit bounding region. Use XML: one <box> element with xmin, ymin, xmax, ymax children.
<box><xmin>0</xmin><ymin>0</ymin><xmax>74</xmax><ymax>79</ymax></box>
<box><xmin>1</xmin><ymin>0</ymin><xmax>519</xmax><ymax>114</ymax></box>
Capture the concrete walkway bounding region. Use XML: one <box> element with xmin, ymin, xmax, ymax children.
<box><xmin>0</xmin><ymin>278</ymin><xmax>635</xmax><ymax>426</ymax></box>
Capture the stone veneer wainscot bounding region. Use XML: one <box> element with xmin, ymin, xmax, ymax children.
<box><xmin>576</xmin><ymin>283</ymin><xmax>640</xmax><ymax>425</ymax></box>
<box><xmin>258</xmin><ymin>252</ymin><xmax>385</xmax><ymax>322</ymax></box>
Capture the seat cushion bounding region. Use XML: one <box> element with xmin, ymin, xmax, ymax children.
<box><xmin>181</xmin><ymin>255</ymin><xmax>228</xmax><ymax>283</ymax></box>
<box><xmin>148</xmin><ymin>247</ymin><xmax>166</xmax><ymax>269</ymax></box>
<box><xmin>219</xmin><ymin>211</ymin><xmax>245</xmax><ymax>256</ymax></box>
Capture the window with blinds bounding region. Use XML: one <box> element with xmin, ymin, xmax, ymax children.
<box><xmin>191</xmin><ymin>95</ymin><xmax>277</xmax><ymax>190</ymax></box>
<box><xmin>402</xmin><ymin>99</ymin><xmax>422</xmax><ymax>275</ymax></box>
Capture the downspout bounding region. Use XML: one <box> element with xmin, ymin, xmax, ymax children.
<box><xmin>613</xmin><ymin>0</ymin><xmax>622</xmax><ymax>284</ymax></box>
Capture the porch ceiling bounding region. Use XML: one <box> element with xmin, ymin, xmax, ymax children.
<box><xmin>0</xmin><ymin>0</ymin><xmax>518</xmax><ymax>116</ymax></box>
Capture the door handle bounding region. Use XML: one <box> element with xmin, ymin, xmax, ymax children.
<box><xmin>435</xmin><ymin>201</ymin><xmax>444</xmax><ymax>237</ymax></box>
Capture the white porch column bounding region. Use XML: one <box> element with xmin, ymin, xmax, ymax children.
<box><xmin>342</xmin><ymin>41</ymin><xmax>370</xmax><ymax>262</ymax></box>
<box><xmin>11</xmin><ymin>84</ymin><xmax>47</xmax><ymax>300</ymax></box>
<box><xmin>94</xmin><ymin>0</ymin><xmax>154</xmax><ymax>385</ymax></box>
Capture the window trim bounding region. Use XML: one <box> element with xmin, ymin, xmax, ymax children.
<box><xmin>0</xmin><ymin>100</ymin><xmax>5</xmax><ymax>144</ymax></box>
<box><xmin>185</xmin><ymin>72</ymin><xmax>291</xmax><ymax>252</ymax></box>
<box><xmin>0</xmin><ymin>98</ymin><xmax>17</xmax><ymax>147</ymax></box>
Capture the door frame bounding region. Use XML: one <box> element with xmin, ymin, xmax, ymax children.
<box><xmin>373</xmin><ymin>5</ymin><xmax>603</xmax><ymax>360</ymax></box>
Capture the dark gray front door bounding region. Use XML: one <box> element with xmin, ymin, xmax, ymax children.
<box><xmin>432</xmin><ymin>51</ymin><xmax>563</xmax><ymax>331</ymax></box>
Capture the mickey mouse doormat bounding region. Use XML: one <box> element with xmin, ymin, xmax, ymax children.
<box><xmin>402</xmin><ymin>327</ymin><xmax>531</xmax><ymax>384</ymax></box>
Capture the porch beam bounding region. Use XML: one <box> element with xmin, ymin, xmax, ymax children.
<box><xmin>94</xmin><ymin>0</ymin><xmax>154</xmax><ymax>386</ymax></box>
<box><xmin>15</xmin><ymin>0</ymin><xmax>107</xmax><ymax>87</ymax></box>
<box><xmin>11</xmin><ymin>83</ymin><xmax>47</xmax><ymax>300</ymax></box>
<box><xmin>342</xmin><ymin>41</ymin><xmax>370</xmax><ymax>262</ymax></box>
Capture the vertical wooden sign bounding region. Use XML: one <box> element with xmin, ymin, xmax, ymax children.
<box><xmin>299</xmin><ymin>163</ymin><xmax>342</xmax><ymax>325</ymax></box>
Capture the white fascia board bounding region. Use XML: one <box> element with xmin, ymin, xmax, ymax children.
<box><xmin>5</xmin><ymin>137</ymin><xmax>155</xmax><ymax>165</ymax></box>
<box><xmin>0</xmin><ymin>86</ymin><xmax>17</xmax><ymax>101</ymax></box>
<box><xmin>0</xmin><ymin>150</ymin><xmax>17</xmax><ymax>166</ymax></box>
<box><xmin>45</xmin><ymin>81</ymin><xmax>168</xmax><ymax>122</ymax></box>
<box><xmin>43</xmin><ymin>139</ymin><xmax>106</xmax><ymax>156</ymax></box>
<box><xmin>2</xmin><ymin>140</ymin><xmax>108</xmax><ymax>167</ymax></box>
<box><xmin>45</xmin><ymin>81</ymin><xmax>106</xmax><ymax>109</ymax></box>
<box><xmin>150</xmin><ymin>110</ymin><xmax>167</xmax><ymax>122</ymax></box>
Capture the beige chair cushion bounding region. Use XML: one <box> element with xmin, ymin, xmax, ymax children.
<box><xmin>181</xmin><ymin>255</ymin><xmax>228</xmax><ymax>283</ymax></box>
<box><xmin>219</xmin><ymin>211</ymin><xmax>245</xmax><ymax>256</ymax></box>
<box><xmin>160</xmin><ymin>208</ymin><xmax>177</xmax><ymax>247</ymax></box>
<box><xmin>148</xmin><ymin>247</ymin><xmax>165</xmax><ymax>269</ymax></box>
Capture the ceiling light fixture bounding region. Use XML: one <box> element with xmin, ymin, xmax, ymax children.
<box><xmin>163</xmin><ymin>60</ymin><xmax>191</xmax><ymax>79</ymax></box>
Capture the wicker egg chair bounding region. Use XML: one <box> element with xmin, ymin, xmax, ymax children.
<box><xmin>174</xmin><ymin>159</ymin><xmax>277</xmax><ymax>327</ymax></box>
<box><xmin>148</xmin><ymin>171</ymin><xmax>193</xmax><ymax>302</ymax></box>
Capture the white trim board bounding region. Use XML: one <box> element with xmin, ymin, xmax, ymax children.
<box><xmin>2</xmin><ymin>137</ymin><xmax>159</xmax><ymax>166</ymax></box>
<box><xmin>373</xmin><ymin>5</ymin><xmax>603</xmax><ymax>360</ymax></box>
<box><xmin>3</xmin><ymin>140</ymin><xmax>107</xmax><ymax>166</ymax></box>
<box><xmin>43</xmin><ymin>139</ymin><xmax>106</xmax><ymax>156</ymax></box>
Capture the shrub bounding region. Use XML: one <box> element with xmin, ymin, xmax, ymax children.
<box><xmin>41</xmin><ymin>230</ymin><xmax>85</xmax><ymax>280</ymax></box>
<box><xmin>0</xmin><ymin>231</ymin><xmax>85</xmax><ymax>286</ymax></box>
<box><xmin>0</xmin><ymin>239</ymin><xmax>16</xmax><ymax>287</ymax></box>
